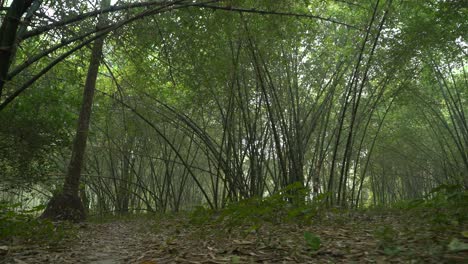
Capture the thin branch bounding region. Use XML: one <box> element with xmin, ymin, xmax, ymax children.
<box><xmin>1</xmin><ymin>0</ymin><xmax>220</xmax><ymax>110</ymax></box>
<box><xmin>195</xmin><ymin>3</ymin><xmax>360</xmax><ymax>30</ymax></box>
<box><xmin>22</xmin><ymin>0</ymin><xmax>216</xmax><ymax>40</ymax></box>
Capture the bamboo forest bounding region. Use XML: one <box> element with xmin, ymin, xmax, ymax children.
<box><xmin>0</xmin><ymin>0</ymin><xmax>467</xmax><ymax>263</ymax></box>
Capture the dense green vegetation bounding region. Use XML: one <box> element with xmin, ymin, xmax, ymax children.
<box><xmin>0</xmin><ymin>0</ymin><xmax>467</xmax><ymax>262</ymax></box>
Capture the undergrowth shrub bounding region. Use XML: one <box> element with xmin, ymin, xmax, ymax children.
<box><xmin>390</xmin><ymin>184</ymin><xmax>468</xmax><ymax>226</ymax></box>
<box><xmin>190</xmin><ymin>183</ymin><xmax>328</xmax><ymax>230</ymax></box>
<box><xmin>189</xmin><ymin>205</ymin><xmax>215</xmax><ymax>225</ymax></box>
<box><xmin>426</xmin><ymin>184</ymin><xmax>468</xmax><ymax>208</ymax></box>
<box><xmin>0</xmin><ymin>202</ymin><xmax>75</xmax><ymax>244</ymax></box>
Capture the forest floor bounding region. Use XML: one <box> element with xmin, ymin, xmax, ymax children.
<box><xmin>1</xmin><ymin>209</ymin><xmax>468</xmax><ymax>264</ymax></box>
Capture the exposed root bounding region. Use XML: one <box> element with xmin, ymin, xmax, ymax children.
<box><xmin>40</xmin><ymin>192</ymin><xmax>86</xmax><ymax>222</ymax></box>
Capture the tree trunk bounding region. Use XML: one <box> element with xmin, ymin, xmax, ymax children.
<box><xmin>41</xmin><ymin>0</ymin><xmax>110</xmax><ymax>221</ymax></box>
<box><xmin>0</xmin><ymin>0</ymin><xmax>33</xmax><ymax>97</ymax></box>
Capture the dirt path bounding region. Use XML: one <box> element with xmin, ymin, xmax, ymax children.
<box><xmin>3</xmin><ymin>220</ymin><xmax>158</xmax><ymax>264</ymax></box>
<box><xmin>76</xmin><ymin>222</ymin><xmax>146</xmax><ymax>263</ymax></box>
<box><xmin>2</xmin><ymin>211</ymin><xmax>468</xmax><ymax>263</ymax></box>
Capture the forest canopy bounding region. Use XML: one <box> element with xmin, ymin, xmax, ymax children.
<box><xmin>0</xmin><ymin>0</ymin><xmax>466</xmax><ymax>217</ymax></box>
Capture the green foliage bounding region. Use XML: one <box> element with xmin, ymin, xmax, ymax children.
<box><xmin>426</xmin><ymin>184</ymin><xmax>468</xmax><ymax>208</ymax></box>
<box><xmin>218</xmin><ymin>183</ymin><xmax>311</xmax><ymax>227</ymax></box>
<box><xmin>303</xmin><ymin>231</ymin><xmax>321</xmax><ymax>251</ymax></box>
<box><xmin>374</xmin><ymin>225</ymin><xmax>397</xmax><ymax>245</ymax></box>
<box><xmin>428</xmin><ymin>188</ymin><xmax>467</xmax><ymax>226</ymax></box>
<box><xmin>374</xmin><ymin>225</ymin><xmax>401</xmax><ymax>256</ymax></box>
<box><xmin>382</xmin><ymin>246</ymin><xmax>403</xmax><ymax>256</ymax></box>
<box><xmin>189</xmin><ymin>206</ymin><xmax>215</xmax><ymax>225</ymax></box>
<box><xmin>448</xmin><ymin>238</ymin><xmax>468</xmax><ymax>252</ymax></box>
<box><xmin>390</xmin><ymin>199</ymin><xmax>425</xmax><ymax>210</ymax></box>
<box><xmin>189</xmin><ymin>183</ymin><xmax>328</xmax><ymax>232</ymax></box>
<box><xmin>0</xmin><ymin>202</ymin><xmax>75</xmax><ymax>244</ymax></box>
<box><xmin>0</xmin><ymin>76</ymin><xmax>77</xmax><ymax>192</ymax></box>
<box><xmin>1</xmin><ymin>0</ymin><xmax>466</xmax><ymax>220</ymax></box>
<box><xmin>391</xmin><ymin>184</ymin><xmax>468</xmax><ymax>210</ymax></box>
<box><xmin>389</xmin><ymin>184</ymin><xmax>468</xmax><ymax>229</ymax></box>
<box><xmin>219</xmin><ymin>196</ymin><xmax>275</xmax><ymax>227</ymax></box>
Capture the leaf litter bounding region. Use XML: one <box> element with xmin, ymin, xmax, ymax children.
<box><xmin>1</xmin><ymin>209</ymin><xmax>467</xmax><ymax>263</ymax></box>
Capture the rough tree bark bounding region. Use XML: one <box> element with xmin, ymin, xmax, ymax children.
<box><xmin>41</xmin><ymin>0</ymin><xmax>110</xmax><ymax>221</ymax></box>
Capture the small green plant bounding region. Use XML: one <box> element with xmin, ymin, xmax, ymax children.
<box><xmin>188</xmin><ymin>183</ymin><xmax>326</xmax><ymax>236</ymax></box>
<box><xmin>304</xmin><ymin>231</ymin><xmax>321</xmax><ymax>251</ymax></box>
<box><xmin>448</xmin><ymin>238</ymin><xmax>468</xmax><ymax>252</ymax></box>
<box><xmin>374</xmin><ymin>225</ymin><xmax>397</xmax><ymax>244</ymax></box>
<box><xmin>374</xmin><ymin>225</ymin><xmax>402</xmax><ymax>255</ymax></box>
<box><xmin>390</xmin><ymin>184</ymin><xmax>468</xmax><ymax>211</ymax></box>
<box><xmin>189</xmin><ymin>205</ymin><xmax>214</xmax><ymax>225</ymax></box>
<box><xmin>217</xmin><ymin>182</ymin><xmax>318</xmax><ymax>229</ymax></box>
<box><xmin>388</xmin><ymin>184</ymin><xmax>468</xmax><ymax>229</ymax></box>
<box><xmin>426</xmin><ymin>184</ymin><xmax>468</xmax><ymax>208</ymax></box>
<box><xmin>382</xmin><ymin>246</ymin><xmax>402</xmax><ymax>256</ymax></box>
<box><xmin>424</xmin><ymin>185</ymin><xmax>468</xmax><ymax>227</ymax></box>
<box><xmin>217</xmin><ymin>196</ymin><xmax>268</xmax><ymax>229</ymax></box>
<box><xmin>0</xmin><ymin>202</ymin><xmax>75</xmax><ymax>244</ymax></box>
